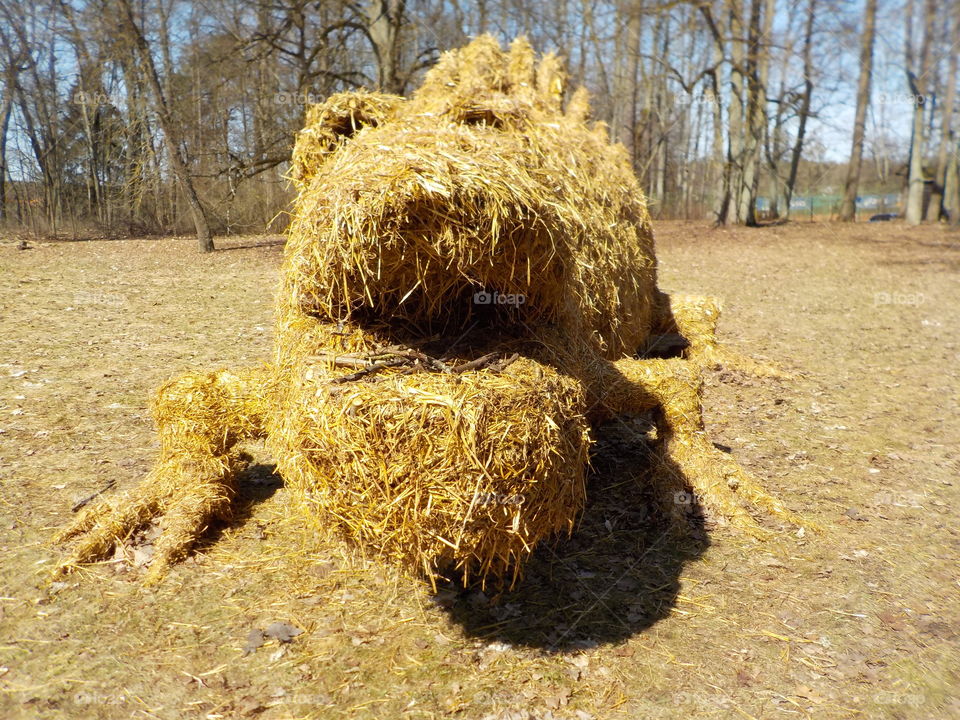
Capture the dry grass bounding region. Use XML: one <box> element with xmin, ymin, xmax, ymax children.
<box><xmin>2</xmin><ymin>221</ymin><xmax>958</xmax><ymax>719</ymax></box>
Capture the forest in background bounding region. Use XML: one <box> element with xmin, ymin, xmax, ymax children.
<box><xmin>0</xmin><ymin>0</ymin><xmax>958</xmax><ymax>248</ymax></box>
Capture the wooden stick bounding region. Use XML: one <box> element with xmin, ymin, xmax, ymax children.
<box><xmin>71</xmin><ymin>479</ymin><xmax>117</xmax><ymax>512</ymax></box>
<box><xmin>330</xmin><ymin>357</ymin><xmax>412</xmax><ymax>383</ymax></box>
<box><xmin>318</xmin><ymin>346</ymin><xmax>518</xmax><ymax>384</ymax></box>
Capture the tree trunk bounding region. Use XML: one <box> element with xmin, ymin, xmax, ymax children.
<box><xmin>738</xmin><ymin>0</ymin><xmax>773</xmax><ymax>226</ymax></box>
<box><xmin>727</xmin><ymin>0</ymin><xmax>746</xmax><ymax>223</ymax></box>
<box><xmin>366</xmin><ymin>0</ymin><xmax>405</xmax><ymax>94</ymax></box>
<box><xmin>58</xmin><ymin>1</ymin><xmax>106</xmax><ymax>223</ymax></box>
<box><xmin>946</xmin><ymin>139</ymin><xmax>960</xmax><ymax>224</ymax></box>
<box><xmin>13</xmin><ymin>83</ymin><xmax>55</xmax><ymax>229</ymax></box>
<box><xmin>764</xmin><ymin>22</ymin><xmax>792</xmax><ymax>220</ymax></box>
<box><xmin>785</xmin><ymin>0</ymin><xmax>815</xmax><ymax>217</ymax></box>
<box><xmin>117</xmin><ymin>0</ymin><xmax>214</xmax><ymax>251</ymax></box>
<box><xmin>925</xmin><ymin>5</ymin><xmax>958</xmax><ymax>221</ymax></box>
<box><xmin>905</xmin><ymin>0</ymin><xmax>934</xmax><ymax>225</ymax></box>
<box><xmin>839</xmin><ymin>0</ymin><xmax>878</xmax><ymax>221</ymax></box>
<box><xmin>652</xmin><ymin>10</ymin><xmax>669</xmax><ymax>212</ymax></box>
<box><xmin>700</xmin><ymin>3</ymin><xmax>730</xmax><ymax>224</ymax></box>
<box><xmin>0</xmin><ymin>84</ymin><xmax>11</xmax><ymax>222</ymax></box>
<box><xmin>612</xmin><ymin>0</ymin><xmax>643</xmax><ymax>164</ymax></box>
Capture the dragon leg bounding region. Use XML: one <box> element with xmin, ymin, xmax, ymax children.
<box><xmin>54</xmin><ymin>366</ymin><xmax>272</xmax><ymax>583</ymax></box>
<box><xmin>586</xmin><ymin>353</ymin><xmax>811</xmax><ymax>535</ymax></box>
<box><xmin>655</xmin><ymin>293</ymin><xmax>791</xmax><ymax>378</ymax></box>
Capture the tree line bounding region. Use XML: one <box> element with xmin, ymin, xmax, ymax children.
<box><xmin>0</xmin><ymin>0</ymin><xmax>958</xmax><ymax>250</ymax></box>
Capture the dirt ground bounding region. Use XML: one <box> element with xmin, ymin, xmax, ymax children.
<box><xmin>1</xmin><ymin>220</ymin><xmax>957</xmax><ymax>720</ymax></box>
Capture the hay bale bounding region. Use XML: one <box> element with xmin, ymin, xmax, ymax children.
<box><xmin>258</xmin><ymin>315</ymin><xmax>591</xmax><ymax>586</ymax></box>
<box><xmin>55</xmin><ymin>368</ymin><xmax>271</xmax><ymax>583</ymax></box>
<box><xmin>282</xmin><ymin>34</ymin><xmax>658</xmax><ymax>359</ymax></box>
<box><xmin>289</xmin><ymin>90</ymin><xmax>404</xmax><ymax>191</ymax></box>
<box><xmin>269</xmin><ymin>339</ymin><xmax>589</xmax><ymax>587</ymax></box>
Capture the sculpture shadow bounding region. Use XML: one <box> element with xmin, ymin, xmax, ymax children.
<box><xmin>216</xmin><ymin>236</ymin><xmax>286</xmax><ymax>252</ymax></box>
<box><xmin>435</xmin><ymin>416</ymin><xmax>710</xmax><ymax>652</ymax></box>
<box><xmin>194</xmin><ymin>462</ymin><xmax>284</xmax><ymax>551</ymax></box>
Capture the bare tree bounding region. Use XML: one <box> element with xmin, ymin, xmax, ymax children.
<box><xmin>726</xmin><ymin>0</ymin><xmax>746</xmax><ymax>223</ymax></box>
<box><xmin>0</xmin><ymin>0</ymin><xmax>66</xmax><ymax>232</ymax></box>
<box><xmin>366</xmin><ymin>0</ymin><xmax>406</xmax><ymax>94</ymax></box>
<box><xmin>115</xmin><ymin>0</ymin><xmax>214</xmax><ymax>251</ymax></box>
<box><xmin>947</xmin><ymin>143</ymin><xmax>960</xmax><ymax>224</ymax></box>
<box><xmin>926</xmin><ymin>2</ymin><xmax>959</xmax><ymax>221</ymax></box>
<box><xmin>904</xmin><ymin>0</ymin><xmax>935</xmax><ymax>225</ymax></box>
<box><xmin>736</xmin><ymin>0</ymin><xmax>774</xmax><ymax>226</ymax></box>
<box><xmin>0</xmin><ymin>0</ymin><xmax>948</xmax><ymax>235</ymax></box>
<box><xmin>699</xmin><ymin>2</ymin><xmax>732</xmax><ymax>224</ymax></box>
<box><xmin>611</xmin><ymin>0</ymin><xmax>643</xmax><ymax>164</ymax></box>
<box><xmin>839</xmin><ymin>0</ymin><xmax>878</xmax><ymax>221</ymax></box>
<box><xmin>784</xmin><ymin>0</ymin><xmax>816</xmax><ymax>217</ymax></box>
<box><xmin>0</xmin><ymin>43</ymin><xmax>19</xmax><ymax>223</ymax></box>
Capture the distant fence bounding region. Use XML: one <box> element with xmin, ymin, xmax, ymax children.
<box><xmin>756</xmin><ymin>193</ymin><xmax>902</xmax><ymax>219</ymax></box>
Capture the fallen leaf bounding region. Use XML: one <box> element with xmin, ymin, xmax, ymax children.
<box><xmin>236</xmin><ymin>696</ymin><xmax>266</xmax><ymax>716</ymax></box>
<box><xmin>133</xmin><ymin>546</ymin><xmax>154</xmax><ymax>568</ymax></box>
<box><xmin>544</xmin><ymin>688</ymin><xmax>571</xmax><ymax>709</ymax></box>
<box><xmin>243</xmin><ymin>629</ymin><xmax>265</xmax><ymax>656</ymax></box>
<box><xmin>265</xmin><ymin>621</ymin><xmax>303</xmax><ymax>643</ymax></box>
<box><xmin>877</xmin><ymin>610</ymin><xmax>904</xmax><ymax>631</ymax></box>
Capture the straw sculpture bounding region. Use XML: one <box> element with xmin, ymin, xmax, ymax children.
<box><xmin>55</xmin><ymin>36</ymin><xmax>811</xmax><ymax>588</ymax></box>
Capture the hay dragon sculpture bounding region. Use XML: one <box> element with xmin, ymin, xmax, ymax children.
<box><xmin>55</xmin><ymin>37</ymin><xmax>809</xmax><ymax>587</ymax></box>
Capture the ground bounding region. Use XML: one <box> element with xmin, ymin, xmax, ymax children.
<box><xmin>0</xmin><ymin>220</ymin><xmax>957</xmax><ymax>720</ymax></box>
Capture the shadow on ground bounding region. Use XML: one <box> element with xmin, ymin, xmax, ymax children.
<box><xmin>166</xmin><ymin>429</ymin><xmax>706</xmax><ymax>655</ymax></box>
<box><xmin>436</xmin><ymin>417</ymin><xmax>709</xmax><ymax>651</ymax></box>
<box><xmin>217</xmin><ymin>236</ymin><xmax>286</xmax><ymax>252</ymax></box>
<box><xmin>196</xmin><ymin>462</ymin><xmax>284</xmax><ymax>551</ymax></box>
